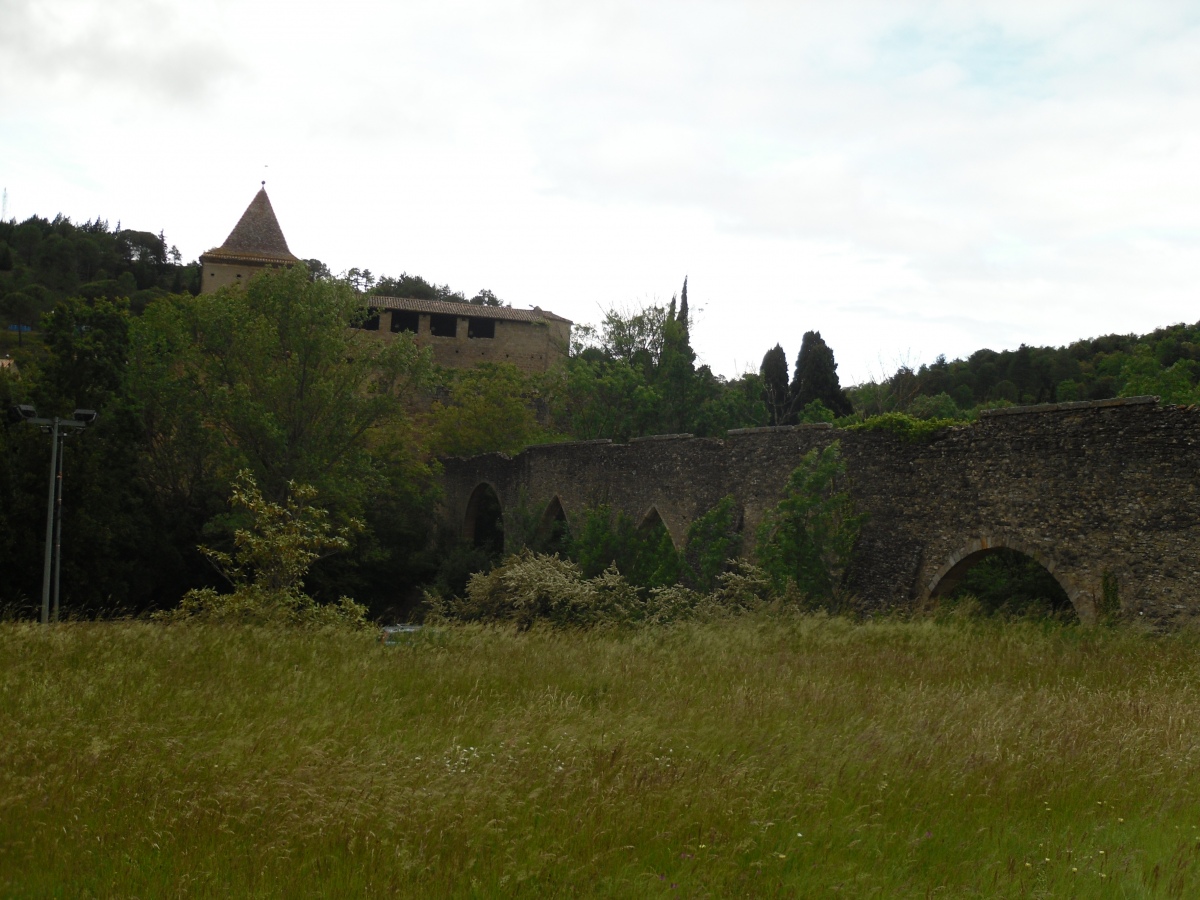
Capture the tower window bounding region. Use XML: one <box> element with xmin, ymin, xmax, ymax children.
<box><xmin>429</xmin><ymin>314</ymin><xmax>458</xmax><ymax>337</ymax></box>
<box><xmin>468</xmin><ymin>317</ymin><xmax>495</xmax><ymax>339</ymax></box>
<box><xmin>390</xmin><ymin>311</ymin><xmax>419</xmax><ymax>333</ymax></box>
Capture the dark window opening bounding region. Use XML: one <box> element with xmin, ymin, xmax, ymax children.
<box><xmin>468</xmin><ymin>317</ymin><xmax>496</xmax><ymax>339</ymax></box>
<box><xmin>357</xmin><ymin>311</ymin><xmax>380</xmax><ymax>331</ymax></box>
<box><xmin>390</xmin><ymin>310</ymin><xmax>419</xmax><ymax>333</ymax></box>
<box><xmin>430</xmin><ymin>314</ymin><xmax>458</xmax><ymax>337</ymax></box>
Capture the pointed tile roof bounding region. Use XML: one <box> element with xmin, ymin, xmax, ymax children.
<box><xmin>201</xmin><ymin>187</ymin><xmax>299</xmax><ymax>264</ymax></box>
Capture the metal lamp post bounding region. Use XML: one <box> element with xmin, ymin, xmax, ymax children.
<box><xmin>6</xmin><ymin>405</ymin><xmax>97</xmax><ymax>623</ymax></box>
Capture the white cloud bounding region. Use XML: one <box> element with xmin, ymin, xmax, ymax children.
<box><xmin>3</xmin><ymin>0</ymin><xmax>1200</xmax><ymax>382</ymax></box>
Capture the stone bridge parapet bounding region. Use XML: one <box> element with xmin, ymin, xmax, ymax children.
<box><xmin>440</xmin><ymin>397</ymin><xmax>1200</xmax><ymax>625</ymax></box>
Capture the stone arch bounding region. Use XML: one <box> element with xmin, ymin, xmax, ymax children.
<box><xmin>923</xmin><ymin>534</ymin><xmax>1091</xmax><ymax>622</ymax></box>
<box><xmin>463</xmin><ymin>482</ymin><xmax>505</xmax><ymax>552</ymax></box>
<box><xmin>638</xmin><ymin>505</ymin><xmax>678</xmax><ymax>550</ymax></box>
<box><xmin>533</xmin><ymin>495</ymin><xmax>573</xmax><ymax>554</ymax></box>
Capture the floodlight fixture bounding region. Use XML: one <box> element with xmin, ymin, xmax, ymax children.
<box><xmin>7</xmin><ymin>404</ymin><xmax>36</xmax><ymax>424</ymax></box>
<box><xmin>72</xmin><ymin>409</ymin><xmax>98</xmax><ymax>425</ymax></box>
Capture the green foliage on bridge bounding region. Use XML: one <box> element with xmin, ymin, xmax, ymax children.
<box><xmin>756</xmin><ymin>441</ymin><xmax>865</xmax><ymax>604</ymax></box>
<box><xmin>845</xmin><ymin>411</ymin><xmax>960</xmax><ymax>441</ymax></box>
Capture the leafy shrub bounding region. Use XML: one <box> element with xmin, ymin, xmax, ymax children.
<box><xmin>428</xmin><ymin>551</ymin><xmax>638</xmax><ymax>628</ymax></box>
<box><xmin>907</xmin><ymin>392</ymin><xmax>961</xmax><ymax>421</ymax></box>
<box><xmin>428</xmin><ymin>551</ymin><xmax>774</xmax><ymax>628</ymax></box>
<box><xmin>680</xmin><ymin>495</ymin><xmax>742</xmax><ymax>592</ymax></box>
<box><xmin>569</xmin><ymin>505</ymin><xmax>679</xmax><ymax>590</ymax></box>
<box><xmin>755</xmin><ymin>441</ymin><xmax>864</xmax><ymax>603</ymax></box>
<box><xmin>845</xmin><ymin>412</ymin><xmax>959</xmax><ymax>441</ymax></box>
<box><xmin>159</xmin><ymin>471</ymin><xmax>367</xmax><ymax>628</ymax></box>
<box><xmin>797</xmin><ymin>399</ymin><xmax>835</xmax><ymax>424</ymax></box>
<box><xmin>430</xmin><ymin>539</ymin><xmax>498</xmax><ymax>602</ymax></box>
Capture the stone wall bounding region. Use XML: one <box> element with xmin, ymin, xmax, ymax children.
<box><xmin>200</xmin><ymin>260</ymin><xmax>264</xmax><ymax>293</ymax></box>
<box><xmin>440</xmin><ymin>397</ymin><xmax>1200</xmax><ymax>626</ymax></box>
<box><xmin>370</xmin><ymin>310</ymin><xmax>569</xmax><ymax>374</ymax></box>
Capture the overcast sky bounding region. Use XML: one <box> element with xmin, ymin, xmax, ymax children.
<box><xmin>3</xmin><ymin>1</ymin><xmax>1199</xmax><ymax>382</ymax></box>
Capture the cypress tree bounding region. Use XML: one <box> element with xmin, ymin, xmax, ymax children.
<box><xmin>678</xmin><ymin>276</ymin><xmax>689</xmax><ymax>338</ymax></box>
<box><xmin>760</xmin><ymin>344</ymin><xmax>791</xmax><ymax>426</ymax></box>
<box><xmin>790</xmin><ymin>331</ymin><xmax>852</xmax><ymax>417</ymax></box>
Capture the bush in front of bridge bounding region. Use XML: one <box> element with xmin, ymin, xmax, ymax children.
<box><xmin>756</xmin><ymin>441</ymin><xmax>864</xmax><ymax>607</ymax></box>
<box><xmin>157</xmin><ymin>471</ymin><xmax>368</xmax><ymax>629</ymax></box>
<box><xmin>426</xmin><ymin>550</ymin><xmax>772</xmax><ymax>628</ymax></box>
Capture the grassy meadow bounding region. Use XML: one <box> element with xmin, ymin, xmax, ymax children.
<box><xmin>2</xmin><ymin>614</ymin><xmax>1199</xmax><ymax>897</ymax></box>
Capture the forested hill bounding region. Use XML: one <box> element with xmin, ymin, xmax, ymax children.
<box><xmin>850</xmin><ymin>322</ymin><xmax>1200</xmax><ymax>418</ymax></box>
<box><xmin>0</xmin><ymin>212</ymin><xmax>511</xmax><ymax>348</ymax></box>
<box><xmin>4</xmin><ymin>211</ymin><xmax>1198</xmax><ymax>419</ymax></box>
<box><xmin>0</xmin><ymin>215</ymin><xmax>203</xmax><ymax>336</ymax></box>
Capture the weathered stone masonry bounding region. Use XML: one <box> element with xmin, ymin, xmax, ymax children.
<box><xmin>440</xmin><ymin>397</ymin><xmax>1200</xmax><ymax>625</ymax></box>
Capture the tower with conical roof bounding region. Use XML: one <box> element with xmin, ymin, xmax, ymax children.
<box><xmin>199</xmin><ymin>184</ymin><xmax>300</xmax><ymax>292</ymax></box>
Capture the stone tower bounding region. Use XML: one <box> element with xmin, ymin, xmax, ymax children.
<box><xmin>199</xmin><ymin>186</ymin><xmax>299</xmax><ymax>293</ymax></box>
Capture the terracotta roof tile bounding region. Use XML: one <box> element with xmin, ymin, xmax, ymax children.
<box><xmin>201</xmin><ymin>188</ymin><xmax>298</xmax><ymax>263</ymax></box>
<box><xmin>366</xmin><ymin>295</ymin><xmax>572</xmax><ymax>324</ymax></box>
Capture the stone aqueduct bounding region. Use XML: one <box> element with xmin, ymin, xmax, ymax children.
<box><xmin>440</xmin><ymin>397</ymin><xmax>1200</xmax><ymax>625</ymax></box>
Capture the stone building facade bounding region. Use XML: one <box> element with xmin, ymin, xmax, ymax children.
<box><xmin>440</xmin><ymin>396</ymin><xmax>1200</xmax><ymax>627</ymax></box>
<box><xmin>201</xmin><ymin>189</ymin><xmax>570</xmax><ymax>371</ymax></box>
<box><xmin>359</xmin><ymin>296</ymin><xmax>571</xmax><ymax>375</ymax></box>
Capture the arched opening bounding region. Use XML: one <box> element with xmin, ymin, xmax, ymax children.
<box><xmin>638</xmin><ymin>507</ymin><xmax>675</xmax><ymax>546</ymax></box>
<box><xmin>930</xmin><ymin>544</ymin><xmax>1076</xmax><ymax>620</ymax></box>
<box><xmin>627</xmin><ymin>506</ymin><xmax>679</xmax><ymax>589</ymax></box>
<box><xmin>463</xmin><ymin>483</ymin><xmax>505</xmax><ymax>555</ymax></box>
<box><xmin>532</xmin><ymin>496</ymin><xmax>572</xmax><ymax>556</ymax></box>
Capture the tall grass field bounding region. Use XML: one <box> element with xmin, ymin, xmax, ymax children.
<box><xmin>2</xmin><ymin>615</ymin><xmax>1199</xmax><ymax>897</ymax></box>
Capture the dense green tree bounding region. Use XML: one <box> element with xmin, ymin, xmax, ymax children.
<box><xmin>680</xmin><ymin>496</ymin><xmax>741</xmax><ymax>592</ymax></box>
<box><xmin>123</xmin><ymin>267</ymin><xmax>441</xmax><ymax>615</ymax></box>
<box><xmin>369</xmin><ymin>273</ymin><xmax>508</xmax><ymax>307</ymax></box>
<box><xmin>569</xmin><ymin>505</ymin><xmax>680</xmax><ymax>591</ymax></box>
<box><xmin>790</xmin><ymin>331</ymin><xmax>852</xmax><ymax>417</ymax></box>
<box><xmin>426</xmin><ymin>363</ymin><xmax>551</xmax><ymax>458</ymax></box>
<box><xmin>678</xmin><ymin>276</ymin><xmax>690</xmax><ymax>338</ymax></box>
<box><xmin>848</xmin><ymin>319</ymin><xmax>1200</xmax><ymax>420</ymax></box>
<box><xmin>0</xmin><ymin>213</ymin><xmax>199</xmax><ymax>354</ymax></box>
<box><xmin>760</xmin><ymin>344</ymin><xmax>791</xmax><ymax>425</ymax></box>
<box><xmin>0</xmin><ymin>291</ymin><xmax>37</xmax><ymax>345</ymax></box>
<box><xmin>548</xmin><ymin>297</ymin><xmax>766</xmax><ymax>442</ymax></box>
<box><xmin>755</xmin><ymin>441</ymin><xmax>863</xmax><ymax>604</ymax></box>
<box><xmin>656</xmin><ymin>291</ymin><xmax>697</xmax><ymax>434</ymax></box>
<box><xmin>135</xmin><ymin>265</ymin><xmax>431</xmax><ymax>508</ymax></box>
<box><xmin>0</xmin><ymin>296</ymin><xmax>181</xmax><ymax>615</ymax></box>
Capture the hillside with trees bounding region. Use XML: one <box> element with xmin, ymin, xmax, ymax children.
<box><xmin>0</xmin><ymin>215</ymin><xmax>201</xmax><ymax>346</ymax></box>
<box><xmin>4</xmin><ymin>207</ymin><xmax>1200</xmax><ymax>621</ymax></box>
<box><xmin>849</xmin><ymin>326</ymin><xmax>1200</xmax><ymax>420</ymax></box>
